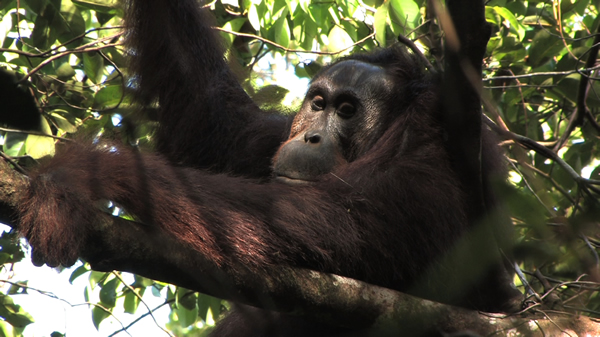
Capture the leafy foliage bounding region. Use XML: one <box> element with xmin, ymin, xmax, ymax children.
<box><xmin>0</xmin><ymin>0</ymin><xmax>599</xmax><ymax>335</ymax></box>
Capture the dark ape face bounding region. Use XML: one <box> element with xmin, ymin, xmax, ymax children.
<box><xmin>273</xmin><ymin>60</ymin><xmax>396</xmax><ymax>184</ymax></box>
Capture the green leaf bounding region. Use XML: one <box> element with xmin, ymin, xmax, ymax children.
<box><xmin>198</xmin><ymin>295</ymin><xmax>226</xmax><ymax>323</ymax></box>
<box><xmin>0</xmin><ymin>253</ymin><xmax>9</xmax><ymax>265</ymax></box>
<box><xmin>327</xmin><ymin>6</ymin><xmax>340</xmax><ymax>25</ymax></box>
<box><xmin>328</xmin><ymin>25</ymin><xmax>353</xmax><ymax>53</ymax></box>
<box><xmin>89</xmin><ymin>271</ymin><xmax>107</xmax><ymax>287</ymax></box>
<box><xmin>123</xmin><ymin>289</ymin><xmax>141</xmax><ymax>314</ymax></box>
<box><xmin>339</xmin><ymin>0</ymin><xmax>359</xmax><ymax>17</ymax></box>
<box><xmin>50</xmin><ymin>110</ymin><xmax>78</xmax><ymax>133</ymax></box>
<box><xmin>0</xmin><ymin>293</ymin><xmax>34</xmax><ymax>328</ymax></box>
<box><xmin>57</xmin><ymin>0</ymin><xmax>86</xmax><ymax>43</ymax></box>
<box><xmin>0</xmin><ymin>0</ymin><xmax>15</xmax><ymax>11</ymax></box>
<box><xmin>83</xmin><ymin>286</ymin><xmax>91</xmax><ymax>302</ymax></box>
<box><xmin>94</xmin><ymin>85</ymin><xmax>123</xmax><ymax>109</ymax></box>
<box><xmin>306</xmin><ymin>4</ymin><xmax>326</xmax><ymax>28</ymax></box>
<box><xmin>590</xmin><ymin>165</ymin><xmax>600</xmax><ymax>181</ymax></box>
<box><xmin>300</xmin><ymin>16</ymin><xmax>317</xmax><ymax>50</ymax></box>
<box><xmin>505</xmin><ymin>1</ymin><xmax>526</xmax><ymax>16</ymax></box>
<box><xmin>71</xmin><ymin>0</ymin><xmax>119</xmax><ymax>13</ymax></box>
<box><xmin>554</xmin><ymin>74</ymin><xmax>600</xmax><ymax>108</ymax></box>
<box><xmin>522</xmin><ymin>15</ymin><xmax>554</xmax><ymax>27</ymax></box>
<box><xmin>208</xmin><ymin>296</ymin><xmax>223</xmax><ymax>319</ymax></box>
<box><xmin>96</xmin><ymin>12</ymin><xmax>116</xmax><ymax>25</ymax></box>
<box><xmin>83</xmin><ymin>52</ymin><xmax>104</xmax><ymax>84</ymax></box>
<box><xmin>103</xmin><ymin>46</ymin><xmax>126</xmax><ymax>69</ymax></box>
<box><xmin>29</xmin><ymin>0</ymin><xmax>87</xmax><ymax>48</ymax></box>
<box><xmin>177</xmin><ymin>290</ymin><xmax>197</xmax><ymax>311</ymax></box>
<box><xmin>69</xmin><ymin>265</ymin><xmax>89</xmax><ymax>284</ymax></box>
<box><xmin>273</xmin><ymin>8</ymin><xmax>290</xmax><ymax>47</ymax></box>
<box><xmin>99</xmin><ymin>278</ymin><xmax>119</xmax><ymax>308</ymax></box>
<box><xmin>340</xmin><ymin>20</ymin><xmax>358</xmax><ymax>42</ymax></box>
<box><xmin>502</xmin><ymin>184</ymin><xmax>546</xmax><ymax>229</ymax></box>
<box><xmin>389</xmin><ymin>0</ymin><xmax>419</xmax><ymax>31</ymax></box>
<box><xmin>374</xmin><ymin>3</ymin><xmax>388</xmax><ymax>47</ymax></box>
<box><xmin>7</xmin><ymin>281</ymin><xmax>27</xmax><ymax>295</ymax></box>
<box><xmin>492</xmin><ymin>6</ymin><xmax>526</xmax><ymax>41</ymax></box>
<box><xmin>91</xmin><ymin>306</ymin><xmax>110</xmax><ymax>330</ymax></box>
<box><xmin>565</xmin><ymin>142</ymin><xmax>593</xmax><ymax>173</ymax></box>
<box><xmin>248</xmin><ymin>4</ymin><xmax>260</xmax><ymax>30</ymax></box>
<box><xmin>253</xmin><ymin>84</ymin><xmax>290</xmax><ymax>106</ymax></box>
<box><xmin>2</xmin><ymin>133</ymin><xmax>26</xmax><ymax>157</ymax></box>
<box><xmin>303</xmin><ymin>61</ymin><xmax>322</xmax><ymax>77</ymax></box>
<box><xmin>131</xmin><ymin>275</ymin><xmax>154</xmax><ymax>288</ymax></box>
<box><xmin>31</xmin><ymin>15</ymin><xmax>55</xmax><ymax>50</ymax></box>
<box><xmin>175</xmin><ymin>305</ymin><xmax>198</xmax><ymax>328</ymax></box>
<box><xmin>528</xmin><ymin>29</ymin><xmax>564</xmax><ymax>67</ymax></box>
<box><xmin>485</xmin><ymin>6</ymin><xmax>500</xmax><ymax>25</ymax></box>
<box><xmin>5</xmin><ymin>312</ymin><xmax>34</xmax><ymax>328</ymax></box>
<box><xmin>25</xmin><ymin>134</ymin><xmax>55</xmax><ymax>159</ymax></box>
<box><xmin>220</xmin><ymin>18</ymin><xmax>247</xmax><ymax>47</ymax></box>
<box><xmin>55</xmin><ymin>62</ymin><xmax>76</xmax><ymax>80</ymax></box>
<box><xmin>0</xmin><ymin>321</ymin><xmax>15</xmax><ymax>337</ymax></box>
<box><xmin>26</xmin><ymin>0</ymin><xmax>49</xmax><ymax>14</ymax></box>
<box><xmin>273</xmin><ymin>0</ymin><xmax>289</xmax><ymax>19</ymax></box>
<box><xmin>197</xmin><ymin>294</ymin><xmax>211</xmax><ymax>322</ymax></box>
<box><xmin>241</xmin><ymin>0</ymin><xmax>252</xmax><ymax>11</ymax></box>
<box><xmin>573</xmin><ymin>0</ymin><xmax>590</xmax><ymax>15</ymax></box>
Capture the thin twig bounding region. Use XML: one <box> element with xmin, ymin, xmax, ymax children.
<box><xmin>0</xmin><ymin>279</ymin><xmax>132</xmax><ymax>336</ymax></box>
<box><xmin>483</xmin><ymin>65</ymin><xmax>600</xmax><ymax>81</ymax></box>
<box><xmin>107</xmin><ymin>299</ymin><xmax>176</xmax><ymax>337</ymax></box>
<box><xmin>485</xmin><ymin>84</ymin><xmax>556</xmax><ymax>89</ymax></box>
<box><xmin>509</xmin><ymin>161</ymin><xmax>554</xmax><ymax>215</ymax></box>
<box><xmin>0</xmin><ymin>152</ymin><xmax>26</xmax><ymax>175</ymax></box>
<box><xmin>534</xmin><ymin>269</ymin><xmax>563</xmax><ymax>308</ymax></box>
<box><xmin>0</xmin><ymin>127</ymin><xmax>70</xmax><ymax>141</ymax></box>
<box><xmin>21</xmin><ymin>36</ymin><xmax>122</xmax><ymax>81</ymax></box>
<box><xmin>214</xmin><ymin>27</ymin><xmax>375</xmax><ymax>55</ymax></box>
<box><xmin>111</xmin><ymin>272</ymin><xmax>174</xmax><ymax>337</ymax></box>
<box><xmin>585</xmin><ymin>109</ymin><xmax>600</xmax><ymax>133</ymax></box>
<box><xmin>514</xmin><ymin>262</ymin><xmax>538</xmax><ymax>299</ymax></box>
<box><xmin>554</xmin><ymin>30</ymin><xmax>600</xmax><ymax>151</ymax></box>
<box><xmin>98</xmin><ymin>50</ymin><xmax>126</xmax><ymax>111</ymax></box>
<box><xmin>485</xmin><ymin>118</ymin><xmax>599</xmax><ymax>190</ymax></box>
<box><xmin>0</xmin><ymin>27</ymin><xmax>123</xmax><ymax>58</ymax></box>
<box><xmin>511</xmin><ymin>158</ymin><xmax>579</xmax><ymax>209</ymax></box>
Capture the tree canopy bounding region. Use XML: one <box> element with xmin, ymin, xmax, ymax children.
<box><xmin>0</xmin><ymin>0</ymin><xmax>599</xmax><ymax>335</ymax></box>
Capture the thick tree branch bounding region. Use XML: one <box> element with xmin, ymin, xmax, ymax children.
<box><xmin>436</xmin><ymin>0</ymin><xmax>519</xmax><ymax>306</ymax></box>
<box><xmin>2</xmin><ymin>160</ymin><xmax>600</xmax><ymax>335</ymax></box>
<box><xmin>441</xmin><ymin>0</ymin><xmax>491</xmax><ymax>221</ymax></box>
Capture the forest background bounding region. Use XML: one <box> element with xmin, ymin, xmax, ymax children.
<box><xmin>0</xmin><ymin>0</ymin><xmax>599</xmax><ymax>335</ymax></box>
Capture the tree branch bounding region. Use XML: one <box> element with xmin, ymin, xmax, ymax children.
<box><xmin>440</xmin><ymin>0</ymin><xmax>491</xmax><ymax>219</ymax></box>
<box><xmin>2</xmin><ymin>160</ymin><xmax>600</xmax><ymax>334</ymax></box>
<box><xmin>554</xmin><ymin>25</ymin><xmax>600</xmax><ymax>151</ymax></box>
<box><xmin>213</xmin><ymin>27</ymin><xmax>375</xmax><ymax>55</ymax></box>
<box><xmin>485</xmin><ymin>118</ymin><xmax>600</xmax><ymax>194</ymax></box>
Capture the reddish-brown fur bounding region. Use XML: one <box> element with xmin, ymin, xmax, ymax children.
<box><xmin>18</xmin><ymin>0</ymin><xmax>519</xmax><ymax>335</ymax></box>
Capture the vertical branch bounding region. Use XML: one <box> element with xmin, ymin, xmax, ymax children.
<box><xmin>555</xmin><ymin>25</ymin><xmax>600</xmax><ymax>151</ymax></box>
<box><xmin>433</xmin><ymin>1</ymin><xmax>524</xmax><ymax>310</ymax></box>
<box><xmin>575</xmin><ymin>26</ymin><xmax>600</xmax><ymax>127</ymax></box>
<box><xmin>439</xmin><ymin>0</ymin><xmax>491</xmax><ymax>222</ymax></box>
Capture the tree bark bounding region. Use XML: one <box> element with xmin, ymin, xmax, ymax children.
<box><xmin>0</xmin><ymin>1</ymin><xmax>597</xmax><ymax>334</ymax></box>
<box><xmin>1</xmin><ymin>161</ymin><xmax>600</xmax><ymax>335</ymax></box>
